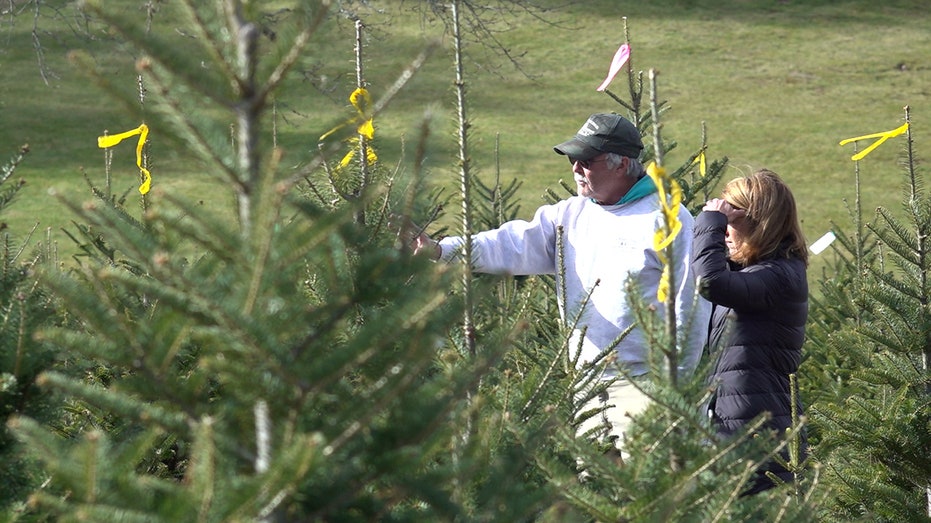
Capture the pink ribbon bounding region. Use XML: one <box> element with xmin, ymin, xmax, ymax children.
<box><xmin>596</xmin><ymin>43</ymin><xmax>630</xmax><ymax>92</ymax></box>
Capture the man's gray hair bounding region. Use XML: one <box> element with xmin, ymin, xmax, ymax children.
<box><xmin>605</xmin><ymin>152</ymin><xmax>647</xmax><ymax>179</ymax></box>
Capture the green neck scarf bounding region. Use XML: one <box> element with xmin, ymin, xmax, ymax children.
<box><xmin>605</xmin><ymin>175</ymin><xmax>657</xmax><ymax>205</ymax></box>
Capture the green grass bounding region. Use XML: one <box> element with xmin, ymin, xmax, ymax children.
<box><xmin>2</xmin><ymin>0</ymin><xmax>930</xmax><ymax>275</ymax></box>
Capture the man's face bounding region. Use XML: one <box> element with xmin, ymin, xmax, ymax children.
<box><xmin>570</xmin><ymin>154</ymin><xmax>633</xmax><ymax>205</ymax></box>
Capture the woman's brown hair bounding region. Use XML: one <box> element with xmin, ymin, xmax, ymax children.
<box><xmin>722</xmin><ymin>169</ymin><xmax>808</xmax><ymax>266</ymax></box>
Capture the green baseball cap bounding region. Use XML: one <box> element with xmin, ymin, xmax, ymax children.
<box><xmin>553</xmin><ymin>113</ymin><xmax>643</xmax><ymax>161</ymax></box>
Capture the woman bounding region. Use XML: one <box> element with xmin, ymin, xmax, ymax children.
<box><xmin>691</xmin><ymin>169</ymin><xmax>808</xmax><ymax>494</ymax></box>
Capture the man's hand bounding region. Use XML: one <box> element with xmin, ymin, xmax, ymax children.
<box><xmin>391</xmin><ymin>213</ymin><xmax>441</xmax><ymax>260</ymax></box>
<box><xmin>413</xmin><ymin>234</ymin><xmax>441</xmax><ymax>260</ymax></box>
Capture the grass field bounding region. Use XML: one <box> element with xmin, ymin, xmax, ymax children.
<box><xmin>1</xmin><ymin>0</ymin><xmax>930</xmax><ymax>276</ymax></box>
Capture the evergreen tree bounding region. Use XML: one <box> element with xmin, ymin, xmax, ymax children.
<box><xmin>0</xmin><ymin>1</ymin><xmax>868</xmax><ymax>521</ymax></box>
<box><xmin>6</xmin><ymin>1</ymin><xmax>569</xmax><ymax>520</ymax></box>
<box><xmin>0</xmin><ymin>145</ymin><xmax>70</xmax><ymax>518</ymax></box>
<box><xmin>811</xmin><ymin>108</ymin><xmax>931</xmax><ymax>521</ymax></box>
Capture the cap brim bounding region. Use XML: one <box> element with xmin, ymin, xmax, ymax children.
<box><xmin>553</xmin><ymin>139</ymin><xmax>601</xmax><ymax>161</ymax></box>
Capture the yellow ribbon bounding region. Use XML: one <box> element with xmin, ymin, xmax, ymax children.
<box><xmin>839</xmin><ymin>122</ymin><xmax>909</xmax><ymax>161</ymax></box>
<box><xmin>657</xmin><ymin>265</ymin><xmax>671</xmax><ymax>305</ymax></box>
<box><xmin>646</xmin><ymin>161</ymin><xmax>683</xmax><ymax>302</ymax></box>
<box><xmin>97</xmin><ymin>124</ymin><xmax>151</xmax><ymax>195</ymax></box>
<box><xmin>338</xmin><ymin>137</ymin><xmax>378</xmax><ymax>168</ymax></box>
<box><xmin>648</xmin><ymin>162</ymin><xmax>668</xmax><ymax>203</ymax></box>
<box><xmin>691</xmin><ymin>150</ymin><xmax>706</xmax><ymax>177</ymax></box>
<box><xmin>349</xmin><ymin>88</ymin><xmax>374</xmax><ymax>140</ymax></box>
<box><xmin>319</xmin><ymin>88</ymin><xmax>377</xmax><ymax>169</ymax></box>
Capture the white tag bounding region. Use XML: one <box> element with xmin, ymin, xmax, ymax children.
<box><xmin>809</xmin><ymin>231</ymin><xmax>836</xmax><ymax>255</ymax></box>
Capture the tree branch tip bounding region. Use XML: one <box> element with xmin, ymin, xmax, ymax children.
<box><xmin>136</xmin><ymin>57</ymin><xmax>152</xmax><ymax>72</ymax></box>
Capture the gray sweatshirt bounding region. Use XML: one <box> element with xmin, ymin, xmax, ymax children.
<box><xmin>439</xmin><ymin>194</ymin><xmax>709</xmax><ymax>379</ymax></box>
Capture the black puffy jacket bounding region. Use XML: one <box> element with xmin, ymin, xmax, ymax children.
<box><xmin>691</xmin><ymin>211</ymin><xmax>808</xmax><ymax>487</ymax></box>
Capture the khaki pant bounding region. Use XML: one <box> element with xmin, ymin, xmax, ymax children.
<box><xmin>577</xmin><ymin>378</ymin><xmax>652</xmax><ymax>452</ymax></box>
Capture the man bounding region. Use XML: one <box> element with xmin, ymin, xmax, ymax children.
<box><xmin>416</xmin><ymin>113</ymin><xmax>708</xmax><ymax>450</ymax></box>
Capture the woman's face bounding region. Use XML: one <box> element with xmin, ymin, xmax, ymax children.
<box><xmin>702</xmin><ymin>197</ymin><xmax>750</xmax><ymax>259</ymax></box>
<box><xmin>725</xmin><ymin>217</ymin><xmax>750</xmax><ymax>258</ymax></box>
